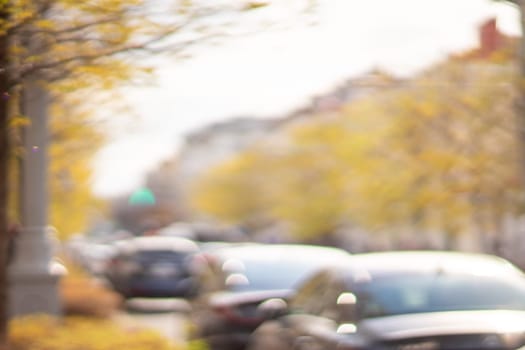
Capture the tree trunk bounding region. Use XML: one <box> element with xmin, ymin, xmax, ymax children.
<box><xmin>0</xmin><ymin>10</ymin><xmax>10</xmax><ymax>348</ymax></box>
<box><xmin>515</xmin><ymin>1</ymin><xmax>525</xmax><ymax>182</ymax></box>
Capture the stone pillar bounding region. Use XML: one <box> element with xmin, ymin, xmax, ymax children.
<box><xmin>8</xmin><ymin>80</ymin><xmax>62</xmax><ymax>317</ymax></box>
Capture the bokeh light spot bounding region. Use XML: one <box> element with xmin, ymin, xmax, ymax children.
<box><xmin>128</xmin><ymin>187</ymin><xmax>156</xmax><ymax>206</ymax></box>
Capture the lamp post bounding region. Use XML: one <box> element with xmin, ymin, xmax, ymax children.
<box><xmin>7</xmin><ymin>79</ymin><xmax>61</xmax><ymax>317</ymax></box>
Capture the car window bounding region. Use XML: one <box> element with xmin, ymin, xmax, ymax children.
<box><xmin>210</xmin><ymin>247</ymin><xmax>350</xmax><ymax>292</ymax></box>
<box><xmin>228</xmin><ymin>259</ymin><xmax>324</xmax><ymax>291</ymax></box>
<box><xmin>290</xmin><ymin>271</ymin><xmax>332</xmax><ymax>314</ymax></box>
<box><xmin>318</xmin><ymin>276</ymin><xmax>352</xmax><ymax>323</ymax></box>
<box><xmin>353</xmin><ymin>272</ymin><xmax>525</xmax><ymax>318</ymax></box>
<box><xmin>291</xmin><ymin>271</ymin><xmax>356</xmax><ymax>324</ymax></box>
<box><xmin>136</xmin><ymin>250</ymin><xmax>189</xmax><ymax>261</ymax></box>
<box><xmin>196</xmin><ymin>259</ymin><xmax>228</xmax><ymax>293</ymax></box>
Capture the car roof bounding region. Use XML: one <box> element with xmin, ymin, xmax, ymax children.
<box><xmin>209</xmin><ymin>243</ymin><xmax>346</xmax><ymax>257</ymax></box>
<box><xmin>114</xmin><ymin>235</ymin><xmax>200</xmax><ymax>253</ymax></box>
<box><xmin>204</xmin><ymin>244</ymin><xmax>352</xmax><ymax>291</ymax></box>
<box><xmin>347</xmin><ymin>251</ymin><xmax>523</xmax><ymax>277</ymax></box>
<box><xmin>210</xmin><ymin>243</ymin><xmax>351</xmax><ymax>264</ymax></box>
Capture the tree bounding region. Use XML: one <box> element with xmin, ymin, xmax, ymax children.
<box><xmin>48</xmin><ymin>93</ymin><xmax>107</xmax><ymax>240</ymax></box>
<box><xmin>190</xmin><ymin>59</ymin><xmax>522</xmax><ymax>250</ymax></box>
<box><xmin>189</xmin><ymin>111</ymin><xmax>382</xmax><ymax>240</ymax></box>
<box><xmin>494</xmin><ymin>1</ymin><xmax>525</xmax><ymax>182</ymax></box>
<box><xmin>266</xmin><ymin>116</ymin><xmax>377</xmax><ymax>239</ymax></box>
<box><xmin>0</xmin><ymin>3</ymin><xmax>10</xmax><ymax>348</ymax></box>
<box><xmin>191</xmin><ymin>150</ymin><xmax>274</xmax><ymax>230</ymax></box>
<box><xmin>379</xmin><ymin>62</ymin><xmax>520</xmax><ymax>247</ymax></box>
<box><xmin>0</xmin><ymin>0</ymin><xmax>315</xmax><ymax>346</ymax></box>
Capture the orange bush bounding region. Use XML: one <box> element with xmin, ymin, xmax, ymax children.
<box><xmin>60</xmin><ymin>276</ymin><xmax>122</xmax><ymax>318</ymax></box>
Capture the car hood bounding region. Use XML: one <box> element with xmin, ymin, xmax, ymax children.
<box><xmin>359</xmin><ymin>310</ymin><xmax>525</xmax><ymax>341</ymax></box>
<box><xmin>209</xmin><ymin>289</ymin><xmax>292</xmax><ymax>308</ymax></box>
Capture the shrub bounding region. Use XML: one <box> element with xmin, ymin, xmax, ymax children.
<box><xmin>9</xmin><ymin>315</ymin><xmax>183</xmax><ymax>350</ymax></box>
<box><xmin>57</xmin><ymin>256</ymin><xmax>123</xmax><ymax>318</ymax></box>
<box><xmin>60</xmin><ymin>275</ymin><xmax>122</xmax><ymax>318</ymax></box>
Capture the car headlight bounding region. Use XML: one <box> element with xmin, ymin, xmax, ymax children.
<box><xmin>503</xmin><ymin>332</ymin><xmax>525</xmax><ymax>349</ymax></box>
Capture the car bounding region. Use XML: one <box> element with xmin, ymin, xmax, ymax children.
<box><xmin>248</xmin><ymin>251</ymin><xmax>525</xmax><ymax>350</ymax></box>
<box><xmin>188</xmin><ymin>243</ymin><xmax>352</xmax><ymax>350</ymax></box>
<box><xmin>104</xmin><ymin>235</ymin><xmax>200</xmax><ymax>299</ymax></box>
<box><xmin>65</xmin><ymin>230</ymin><xmax>133</xmax><ymax>276</ymax></box>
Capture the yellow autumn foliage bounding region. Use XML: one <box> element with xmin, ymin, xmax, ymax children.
<box><xmin>190</xmin><ymin>60</ymin><xmax>524</xmax><ymax>242</ymax></box>
<box><xmin>48</xmin><ymin>96</ymin><xmax>108</xmax><ymax>240</ymax></box>
<box><xmin>9</xmin><ymin>315</ymin><xmax>182</xmax><ymax>350</ymax></box>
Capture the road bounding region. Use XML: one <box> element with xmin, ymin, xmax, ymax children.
<box><xmin>114</xmin><ymin>298</ymin><xmax>192</xmax><ymax>345</ymax></box>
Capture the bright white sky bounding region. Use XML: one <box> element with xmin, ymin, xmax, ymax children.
<box><xmin>92</xmin><ymin>0</ymin><xmax>521</xmax><ymax>198</ymax></box>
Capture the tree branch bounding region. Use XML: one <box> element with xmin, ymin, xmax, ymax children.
<box><xmin>7</xmin><ymin>0</ymin><xmax>53</xmax><ymax>35</ymax></box>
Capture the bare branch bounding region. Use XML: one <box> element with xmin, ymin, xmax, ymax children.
<box><xmin>18</xmin><ymin>9</ymin><xmax>216</xmax><ymax>79</ymax></box>
<box><xmin>17</xmin><ymin>15</ymin><xmax>122</xmax><ymax>36</ymax></box>
<box><xmin>7</xmin><ymin>0</ymin><xmax>53</xmax><ymax>35</ymax></box>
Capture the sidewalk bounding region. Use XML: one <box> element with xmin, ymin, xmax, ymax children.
<box><xmin>111</xmin><ymin>298</ymin><xmax>191</xmax><ymax>345</ymax></box>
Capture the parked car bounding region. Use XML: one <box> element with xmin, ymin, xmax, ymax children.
<box><xmin>188</xmin><ymin>243</ymin><xmax>352</xmax><ymax>350</ymax></box>
<box><xmin>247</xmin><ymin>250</ymin><xmax>525</xmax><ymax>350</ymax></box>
<box><xmin>65</xmin><ymin>230</ymin><xmax>132</xmax><ymax>276</ymax></box>
<box><xmin>104</xmin><ymin>236</ymin><xmax>200</xmax><ymax>298</ymax></box>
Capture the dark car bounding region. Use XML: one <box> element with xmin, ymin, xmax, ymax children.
<box><xmin>104</xmin><ymin>236</ymin><xmax>200</xmax><ymax>298</ymax></box>
<box><xmin>248</xmin><ymin>251</ymin><xmax>525</xmax><ymax>350</ymax></box>
<box><xmin>188</xmin><ymin>243</ymin><xmax>352</xmax><ymax>350</ymax></box>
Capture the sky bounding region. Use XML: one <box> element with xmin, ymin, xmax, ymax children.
<box><xmin>91</xmin><ymin>0</ymin><xmax>521</xmax><ymax>198</ymax></box>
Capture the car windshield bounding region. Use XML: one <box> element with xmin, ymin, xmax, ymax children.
<box><xmin>224</xmin><ymin>257</ymin><xmax>330</xmax><ymax>292</ymax></box>
<box><xmin>136</xmin><ymin>250</ymin><xmax>189</xmax><ymax>261</ymax></box>
<box><xmin>354</xmin><ymin>273</ymin><xmax>525</xmax><ymax>319</ymax></box>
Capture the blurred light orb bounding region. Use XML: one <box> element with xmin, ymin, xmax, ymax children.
<box><xmin>337</xmin><ymin>323</ymin><xmax>357</xmax><ymax>334</ymax></box>
<box><xmin>225</xmin><ymin>273</ymin><xmax>250</xmax><ymax>287</ymax></box>
<box><xmin>128</xmin><ymin>187</ymin><xmax>156</xmax><ymax>206</ymax></box>
<box><xmin>222</xmin><ymin>258</ymin><xmax>246</xmax><ymax>272</ymax></box>
<box><xmin>337</xmin><ymin>292</ymin><xmax>357</xmax><ymax>305</ymax></box>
